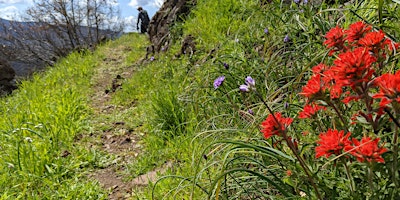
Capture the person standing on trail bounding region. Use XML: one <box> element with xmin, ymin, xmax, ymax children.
<box><xmin>136</xmin><ymin>7</ymin><xmax>150</xmax><ymax>34</ymax></box>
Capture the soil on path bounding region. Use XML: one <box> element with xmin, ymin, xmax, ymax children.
<box><xmin>81</xmin><ymin>35</ymin><xmax>169</xmax><ymax>200</ymax></box>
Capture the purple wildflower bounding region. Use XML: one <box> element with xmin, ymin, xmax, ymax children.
<box><xmin>245</xmin><ymin>76</ymin><xmax>255</xmax><ymax>87</ymax></box>
<box><xmin>284</xmin><ymin>102</ymin><xmax>289</xmax><ymax>109</ymax></box>
<box><xmin>150</xmin><ymin>56</ymin><xmax>155</xmax><ymax>61</ymax></box>
<box><xmin>294</xmin><ymin>0</ymin><xmax>300</xmax><ymax>3</ymax></box>
<box><xmin>223</xmin><ymin>62</ymin><xmax>229</xmax><ymax>70</ymax></box>
<box><xmin>303</xmin><ymin>0</ymin><xmax>308</xmax><ymax>4</ymax></box>
<box><xmin>284</xmin><ymin>35</ymin><xmax>290</xmax><ymax>43</ymax></box>
<box><xmin>240</xmin><ymin>76</ymin><xmax>256</xmax><ymax>92</ymax></box>
<box><xmin>239</xmin><ymin>85</ymin><xmax>250</xmax><ymax>92</ymax></box>
<box><xmin>213</xmin><ymin>76</ymin><xmax>225</xmax><ymax>89</ymax></box>
<box><xmin>264</xmin><ymin>28</ymin><xmax>269</xmax><ymax>34</ymax></box>
<box><xmin>248</xmin><ymin>109</ymin><xmax>254</xmax><ymax>115</ymax></box>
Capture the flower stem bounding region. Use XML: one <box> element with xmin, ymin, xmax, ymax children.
<box><xmin>327</xmin><ymin>101</ymin><xmax>349</xmax><ymax>133</ymax></box>
<box><xmin>368</xmin><ymin>164</ymin><xmax>374</xmax><ymax>191</ymax></box>
<box><xmin>384</xmin><ymin>108</ymin><xmax>400</xmax><ymax>129</ymax></box>
<box><xmin>254</xmin><ymin>91</ymin><xmax>323</xmax><ymax>199</ymax></box>
<box><xmin>392</xmin><ymin>124</ymin><xmax>399</xmax><ymax>187</ymax></box>
<box><xmin>343</xmin><ymin>159</ymin><xmax>355</xmax><ymax>193</ymax></box>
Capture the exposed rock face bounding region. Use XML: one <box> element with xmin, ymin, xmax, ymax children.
<box><xmin>0</xmin><ymin>59</ymin><xmax>17</xmax><ymax>95</ymax></box>
<box><xmin>147</xmin><ymin>0</ymin><xmax>196</xmax><ymax>53</ymax></box>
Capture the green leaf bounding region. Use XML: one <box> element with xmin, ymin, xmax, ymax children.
<box><xmin>378</xmin><ymin>0</ymin><xmax>384</xmax><ymax>24</ymax></box>
<box><xmin>217</xmin><ymin>140</ymin><xmax>295</xmax><ymax>161</ymax></box>
<box><xmin>209</xmin><ymin>168</ymin><xmax>294</xmax><ymax>198</ymax></box>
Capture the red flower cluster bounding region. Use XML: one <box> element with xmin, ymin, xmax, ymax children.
<box><xmin>297</xmin><ymin>21</ymin><xmax>397</xmax><ymax>164</ymax></box>
<box><xmin>315</xmin><ymin>129</ymin><xmax>387</xmax><ymax>163</ymax></box>
<box><xmin>373</xmin><ymin>71</ymin><xmax>400</xmax><ymax>108</ymax></box>
<box><xmin>261</xmin><ymin>112</ymin><xmax>293</xmax><ymax>139</ymax></box>
<box><xmin>260</xmin><ymin>21</ymin><xmax>397</xmax><ymax>167</ymax></box>
<box><xmin>345</xmin><ymin>137</ymin><xmax>387</xmax><ymax>163</ymax></box>
<box><xmin>345</xmin><ymin>21</ymin><xmax>372</xmax><ymax>43</ymax></box>
<box><xmin>300</xmin><ymin>21</ymin><xmax>399</xmax><ymax>107</ymax></box>
<box><xmin>332</xmin><ymin>47</ymin><xmax>376</xmax><ymax>89</ymax></box>
<box><xmin>315</xmin><ymin>129</ymin><xmax>351</xmax><ymax>159</ymax></box>
<box><xmin>325</xmin><ymin>21</ymin><xmax>397</xmax><ymax>57</ymax></box>
<box><xmin>324</xmin><ymin>26</ymin><xmax>346</xmax><ymax>55</ymax></box>
<box><xmin>301</xmin><ymin>22</ymin><xmax>399</xmax><ymax>101</ymax></box>
<box><xmin>298</xmin><ymin>103</ymin><xmax>326</xmax><ymax>119</ymax></box>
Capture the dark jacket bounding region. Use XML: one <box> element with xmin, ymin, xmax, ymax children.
<box><xmin>137</xmin><ymin>10</ymin><xmax>150</xmax><ymax>30</ymax></box>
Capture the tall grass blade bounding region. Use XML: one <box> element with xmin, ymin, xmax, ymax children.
<box><xmin>209</xmin><ymin>168</ymin><xmax>294</xmax><ymax>198</ymax></box>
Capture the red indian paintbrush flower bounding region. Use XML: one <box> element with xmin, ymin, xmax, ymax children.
<box><xmin>315</xmin><ymin>129</ymin><xmax>352</xmax><ymax>159</ymax></box>
<box><xmin>358</xmin><ymin>30</ymin><xmax>387</xmax><ymax>48</ymax></box>
<box><xmin>344</xmin><ymin>137</ymin><xmax>387</xmax><ymax>163</ymax></box>
<box><xmin>373</xmin><ymin>71</ymin><xmax>400</xmax><ymax>108</ymax></box>
<box><xmin>358</xmin><ymin>30</ymin><xmax>394</xmax><ymax>59</ymax></box>
<box><xmin>324</xmin><ymin>26</ymin><xmax>346</xmax><ymax>55</ymax></box>
<box><xmin>332</xmin><ymin>47</ymin><xmax>376</xmax><ymax>89</ymax></box>
<box><xmin>300</xmin><ymin>74</ymin><xmax>325</xmax><ymax>99</ymax></box>
<box><xmin>298</xmin><ymin>103</ymin><xmax>326</xmax><ymax>119</ymax></box>
<box><xmin>312</xmin><ymin>63</ymin><xmax>330</xmax><ymax>74</ymax></box>
<box><xmin>261</xmin><ymin>112</ymin><xmax>293</xmax><ymax>139</ymax></box>
<box><xmin>345</xmin><ymin>21</ymin><xmax>372</xmax><ymax>43</ymax></box>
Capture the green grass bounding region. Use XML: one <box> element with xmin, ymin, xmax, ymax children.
<box><xmin>0</xmin><ymin>33</ymin><xmax>147</xmax><ymax>199</ymax></box>
<box><xmin>0</xmin><ymin>50</ymin><xmax>106</xmax><ymax>198</ymax></box>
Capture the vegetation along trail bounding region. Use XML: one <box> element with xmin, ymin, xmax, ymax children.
<box><xmin>0</xmin><ymin>33</ymin><xmax>163</xmax><ymax>199</ymax></box>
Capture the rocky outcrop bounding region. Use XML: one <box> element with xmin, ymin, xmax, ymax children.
<box><xmin>147</xmin><ymin>0</ymin><xmax>196</xmax><ymax>53</ymax></box>
<box><xmin>0</xmin><ymin>59</ymin><xmax>17</xmax><ymax>95</ymax></box>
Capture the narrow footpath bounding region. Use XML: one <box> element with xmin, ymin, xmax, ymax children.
<box><xmin>78</xmin><ymin>33</ymin><xmax>164</xmax><ymax>199</ymax></box>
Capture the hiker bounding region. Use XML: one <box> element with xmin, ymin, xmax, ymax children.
<box><xmin>136</xmin><ymin>7</ymin><xmax>150</xmax><ymax>34</ymax></box>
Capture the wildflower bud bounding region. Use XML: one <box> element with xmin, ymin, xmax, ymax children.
<box><xmin>264</xmin><ymin>28</ymin><xmax>269</xmax><ymax>34</ymax></box>
<box><xmin>223</xmin><ymin>62</ymin><xmax>229</xmax><ymax>70</ymax></box>
<box><xmin>284</xmin><ymin>35</ymin><xmax>290</xmax><ymax>43</ymax></box>
<box><xmin>248</xmin><ymin>109</ymin><xmax>254</xmax><ymax>115</ymax></box>
<box><xmin>8</xmin><ymin>163</ymin><xmax>14</xmax><ymax>169</ymax></box>
<box><xmin>284</xmin><ymin>102</ymin><xmax>289</xmax><ymax>109</ymax></box>
<box><xmin>25</xmin><ymin>137</ymin><xmax>33</xmax><ymax>143</ymax></box>
<box><xmin>34</xmin><ymin>124</ymin><xmax>43</xmax><ymax>129</ymax></box>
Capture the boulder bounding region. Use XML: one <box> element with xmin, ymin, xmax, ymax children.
<box><xmin>0</xmin><ymin>59</ymin><xmax>17</xmax><ymax>95</ymax></box>
<box><xmin>147</xmin><ymin>0</ymin><xmax>196</xmax><ymax>53</ymax></box>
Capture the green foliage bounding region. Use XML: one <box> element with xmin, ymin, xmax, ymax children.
<box><xmin>0</xmin><ymin>49</ymin><xmax>106</xmax><ymax>198</ymax></box>
<box><xmin>151</xmin><ymin>88</ymin><xmax>190</xmax><ymax>137</ymax></box>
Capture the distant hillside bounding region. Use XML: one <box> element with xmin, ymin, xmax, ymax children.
<box><xmin>0</xmin><ymin>18</ymin><xmax>121</xmax><ymax>77</ymax></box>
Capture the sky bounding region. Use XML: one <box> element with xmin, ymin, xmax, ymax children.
<box><xmin>0</xmin><ymin>0</ymin><xmax>164</xmax><ymax>32</ymax></box>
